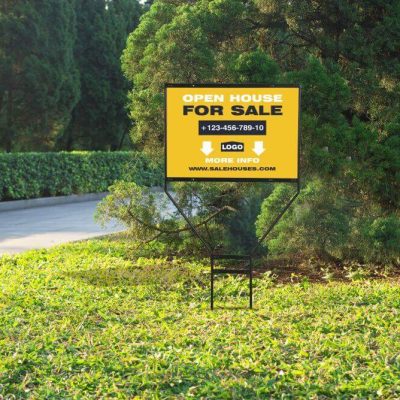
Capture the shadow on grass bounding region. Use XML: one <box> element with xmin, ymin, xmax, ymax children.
<box><xmin>64</xmin><ymin>264</ymin><xmax>206</xmax><ymax>288</ymax></box>
<box><xmin>65</xmin><ymin>266</ymin><xmax>146</xmax><ymax>287</ymax></box>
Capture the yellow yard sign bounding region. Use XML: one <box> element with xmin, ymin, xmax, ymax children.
<box><xmin>165</xmin><ymin>84</ymin><xmax>300</xmax><ymax>181</ymax></box>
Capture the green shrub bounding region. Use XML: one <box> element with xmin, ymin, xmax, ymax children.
<box><xmin>97</xmin><ymin>180</ymin><xmax>272</xmax><ymax>256</ymax></box>
<box><xmin>256</xmin><ymin>179</ymin><xmax>400</xmax><ymax>265</ymax></box>
<box><xmin>256</xmin><ymin>180</ymin><xmax>351</xmax><ymax>262</ymax></box>
<box><xmin>0</xmin><ymin>151</ymin><xmax>162</xmax><ymax>201</ymax></box>
<box><xmin>366</xmin><ymin>216</ymin><xmax>400</xmax><ymax>261</ymax></box>
<box><xmin>348</xmin><ymin>215</ymin><xmax>400</xmax><ymax>265</ymax></box>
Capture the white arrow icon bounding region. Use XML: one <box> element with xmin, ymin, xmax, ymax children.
<box><xmin>252</xmin><ymin>141</ymin><xmax>265</xmax><ymax>156</ymax></box>
<box><xmin>201</xmin><ymin>141</ymin><xmax>213</xmax><ymax>156</ymax></box>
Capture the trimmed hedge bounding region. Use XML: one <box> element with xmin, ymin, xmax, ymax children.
<box><xmin>0</xmin><ymin>151</ymin><xmax>162</xmax><ymax>201</ymax></box>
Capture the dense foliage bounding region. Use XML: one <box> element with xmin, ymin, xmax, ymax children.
<box><xmin>0</xmin><ymin>0</ymin><xmax>142</xmax><ymax>152</ymax></box>
<box><xmin>119</xmin><ymin>0</ymin><xmax>400</xmax><ymax>263</ymax></box>
<box><xmin>256</xmin><ymin>181</ymin><xmax>400</xmax><ymax>265</ymax></box>
<box><xmin>59</xmin><ymin>0</ymin><xmax>141</xmax><ymax>151</ymax></box>
<box><xmin>0</xmin><ymin>0</ymin><xmax>79</xmax><ymax>151</ymax></box>
<box><xmin>98</xmin><ymin>181</ymin><xmax>272</xmax><ymax>256</ymax></box>
<box><xmin>1</xmin><ymin>239</ymin><xmax>400</xmax><ymax>397</ymax></box>
<box><xmin>0</xmin><ymin>151</ymin><xmax>162</xmax><ymax>201</ymax></box>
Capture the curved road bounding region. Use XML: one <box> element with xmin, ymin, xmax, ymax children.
<box><xmin>0</xmin><ymin>200</ymin><xmax>124</xmax><ymax>255</ymax></box>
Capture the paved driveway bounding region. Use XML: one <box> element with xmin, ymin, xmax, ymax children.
<box><xmin>0</xmin><ymin>200</ymin><xmax>124</xmax><ymax>255</ymax></box>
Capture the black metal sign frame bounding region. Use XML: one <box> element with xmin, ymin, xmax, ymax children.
<box><xmin>164</xmin><ymin>83</ymin><xmax>301</xmax><ymax>309</ymax></box>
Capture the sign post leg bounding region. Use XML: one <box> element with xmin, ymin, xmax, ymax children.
<box><xmin>249</xmin><ymin>257</ymin><xmax>253</xmax><ymax>309</ymax></box>
<box><xmin>211</xmin><ymin>255</ymin><xmax>214</xmax><ymax>310</ymax></box>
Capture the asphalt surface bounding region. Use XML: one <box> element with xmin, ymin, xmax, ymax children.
<box><xmin>0</xmin><ymin>200</ymin><xmax>124</xmax><ymax>255</ymax></box>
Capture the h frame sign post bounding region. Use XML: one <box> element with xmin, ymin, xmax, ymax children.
<box><xmin>164</xmin><ymin>84</ymin><xmax>301</xmax><ymax>309</ymax></box>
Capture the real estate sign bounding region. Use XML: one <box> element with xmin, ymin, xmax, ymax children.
<box><xmin>165</xmin><ymin>84</ymin><xmax>300</xmax><ymax>181</ymax></box>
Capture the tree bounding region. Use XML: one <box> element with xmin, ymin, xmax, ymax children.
<box><xmin>59</xmin><ymin>0</ymin><xmax>141</xmax><ymax>150</ymax></box>
<box><xmin>119</xmin><ymin>0</ymin><xmax>399</xmax><ymax>262</ymax></box>
<box><xmin>0</xmin><ymin>0</ymin><xmax>79</xmax><ymax>151</ymax></box>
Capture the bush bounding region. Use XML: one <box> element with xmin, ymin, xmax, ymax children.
<box><xmin>348</xmin><ymin>216</ymin><xmax>400</xmax><ymax>265</ymax></box>
<box><xmin>97</xmin><ymin>180</ymin><xmax>272</xmax><ymax>256</ymax></box>
<box><xmin>0</xmin><ymin>151</ymin><xmax>162</xmax><ymax>201</ymax></box>
<box><xmin>256</xmin><ymin>179</ymin><xmax>400</xmax><ymax>265</ymax></box>
<box><xmin>256</xmin><ymin>180</ymin><xmax>351</xmax><ymax>262</ymax></box>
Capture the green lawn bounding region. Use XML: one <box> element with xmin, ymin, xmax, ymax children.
<box><xmin>1</xmin><ymin>239</ymin><xmax>400</xmax><ymax>398</ymax></box>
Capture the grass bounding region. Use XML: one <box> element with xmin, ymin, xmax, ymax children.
<box><xmin>1</xmin><ymin>239</ymin><xmax>400</xmax><ymax>398</ymax></box>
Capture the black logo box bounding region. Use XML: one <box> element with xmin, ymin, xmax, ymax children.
<box><xmin>221</xmin><ymin>141</ymin><xmax>245</xmax><ymax>152</ymax></box>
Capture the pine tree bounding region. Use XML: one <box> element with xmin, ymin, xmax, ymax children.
<box><xmin>0</xmin><ymin>0</ymin><xmax>79</xmax><ymax>151</ymax></box>
<box><xmin>60</xmin><ymin>0</ymin><xmax>141</xmax><ymax>150</ymax></box>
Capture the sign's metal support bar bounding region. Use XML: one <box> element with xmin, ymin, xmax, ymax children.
<box><xmin>164</xmin><ymin>180</ymin><xmax>300</xmax><ymax>310</ymax></box>
<box><xmin>251</xmin><ymin>179</ymin><xmax>301</xmax><ymax>255</ymax></box>
<box><xmin>164</xmin><ymin>181</ymin><xmax>212</xmax><ymax>253</ymax></box>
